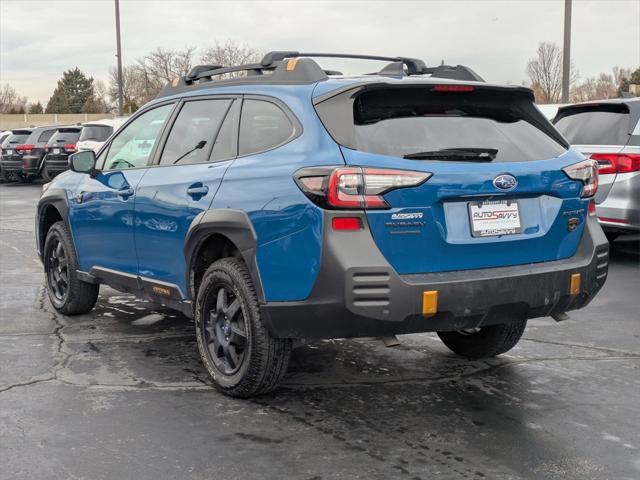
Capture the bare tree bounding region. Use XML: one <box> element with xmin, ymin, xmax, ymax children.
<box><xmin>200</xmin><ymin>41</ymin><xmax>261</xmax><ymax>78</ymax></box>
<box><xmin>526</xmin><ymin>42</ymin><xmax>577</xmax><ymax>103</ymax></box>
<box><xmin>571</xmin><ymin>67</ymin><xmax>629</xmax><ymax>102</ymax></box>
<box><xmin>0</xmin><ymin>83</ymin><xmax>27</xmax><ymax>114</ymax></box>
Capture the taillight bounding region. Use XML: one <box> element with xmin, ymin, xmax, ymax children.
<box><xmin>591</xmin><ymin>153</ymin><xmax>640</xmax><ymax>175</ymax></box>
<box><xmin>64</xmin><ymin>143</ymin><xmax>77</xmax><ymax>153</ymax></box>
<box><xmin>562</xmin><ymin>159</ymin><xmax>598</xmax><ymax>198</ymax></box>
<box><xmin>44</xmin><ymin>143</ymin><xmax>49</xmax><ymax>152</ymax></box>
<box><xmin>295</xmin><ymin>166</ymin><xmax>432</xmax><ymax>210</ymax></box>
<box><xmin>588</xmin><ymin>200</ymin><xmax>596</xmax><ymax>216</ymax></box>
<box><xmin>16</xmin><ymin>144</ymin><xmax>35</xmax><ymax>154</ymax></box>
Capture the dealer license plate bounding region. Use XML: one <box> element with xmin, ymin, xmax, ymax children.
<box><xmin>468</xmin><ymin>200</ymin><xmax>522</xmax><ymax>237</ymax></box>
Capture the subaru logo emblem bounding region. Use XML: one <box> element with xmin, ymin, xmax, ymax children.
<box><xmin>493</xmin><ymin>174</ymin><xmax>517</xmax><ymax>190</ymax></box>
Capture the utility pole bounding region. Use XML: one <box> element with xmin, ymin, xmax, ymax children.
<box><xmin>114</xmin><ymin>0</ymin><xmax>124</xmax><ymax>115</ymax></box>
<box><xmin>561</xmin><ymin>0</ymin><xmax>572</xmax><ymax>103</ymax></box>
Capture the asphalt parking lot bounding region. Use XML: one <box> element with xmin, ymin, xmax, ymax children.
<box><xmin>1</xmin><ymin>181</ymin><xmax>639</xmax><ymax>480</ymax></box>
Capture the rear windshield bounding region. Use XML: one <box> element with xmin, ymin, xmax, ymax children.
<box><xmin>316</xmin><ymin>87</ymin><xmax>567</xmax><ymax>162</ymax></box>
<box><xmin>32</xmin><ymin>129</ymin><xmax>56</xmax><ymax>143</ymax></box>
<box><xmin>554</xmin><ymin>104</ymin><xmax>630</xmax><ymax>145</ymax></box>
<box><xmin>6</xmin><ymin>132</ymin><xmax>31</xmax><ymax>144</ymax></box>
<box><xmin>49</xmin><ymin>129</ymin><xmax>81</xmax><ymax>144</ymax></box>
<box><xmin>79</xmin><ymin>125</ymin><xmax>113</xmax><ymax>142</ymax></box>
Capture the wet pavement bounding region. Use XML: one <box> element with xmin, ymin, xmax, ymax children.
<box><xmin>1</xmin><ymin>182</ymin><xmax>639</xmax><ymax>480</ymax></box>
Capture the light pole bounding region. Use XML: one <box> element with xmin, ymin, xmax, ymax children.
<box><xmin>115</xmin><ymin>0</ymin><xmax>124</xmax><ymax>115</ymax></box>
<box><xmin>561</xmin><ymin>0</ymin><xmax>572</xmax><ymax>103</ymax></box>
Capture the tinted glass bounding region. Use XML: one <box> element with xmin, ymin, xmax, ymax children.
<box><xmin>317</xmin><ymin>88</ymin><xmax>567</xmax><ymax>162</ymax></box>
<box><xmin>211</xmin><ymin>100</ymin><xmax>239</xmax><ymax>161</ymax></box>
<box><xmin>160</xmin><ymin>99</ymin><xmax>231</xmax><ymax>166</ymax></box>
<box><xmin>104</xmin><ymin>104</ymin><xmax>173</xmax><ymax>170</ymax></box>
<box><xmin>554</xmin><ymin>106</ymin><xmax>630</xmax><ymax>145</ymax></box>
<box><xmin>49</xmin><ymin>129</ymin><xmax>81</xmax><ymax>144</ymax></box>
<box><xmin>36</xmin><ymin>129</ymin><xmax>56</xmax><ymax>143</ymax></box>
<box><xmin>6</xmin><ymin>133</ymin><xmax>30</xmax><ymax>144</ymax></box>
<box><xmin>239</xmin><ymin>100</ymin><xmax>293</xmax><ymax>156</ymax></box>
<box><xmin>79</xmin><ymin>125</ymin><xmax>113</xmax><ymax>142</ymax></box>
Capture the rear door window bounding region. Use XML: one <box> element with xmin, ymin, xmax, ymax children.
<box><xmin>159</xmin><ymin>99</ymin><xmax>232</xmax><ymax>166</ymax></box>
<box><xmin>49</xmin><ymin>129</ymin><xmax>82</xmax><ymax>145</ymax></box>
<box><xmin>238</xmin><ymin>99</ymin><xmax>294</xmax><ymax>156</ymax></box>
<box><xmin>79</xmin><ymin>125</ymin><xmax>113</xmax><ymax>142</ymax></box>
<box><xmin>554</xmin><ymin>104</ymin><xmax>630</xmax><ymax>145</ymax></box>
<box><xmin>316</xmin><ymin>87</ymin><xmax>567</xmax><ymax>162</ymax></box>
<box><xmin>36</xmin><ymin>129</ymin><xmax>56</xmax><ymax>143</ymax></box>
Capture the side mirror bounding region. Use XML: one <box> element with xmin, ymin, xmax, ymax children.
<box><xmin>69</xmin><ymin>150</ymin><xmax>97</xmax><ymax>176</ymax></box>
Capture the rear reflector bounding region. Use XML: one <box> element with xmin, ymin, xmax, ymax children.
<box><xmin>431</xmin><ymin>85</ymin><xmax>475</xmax><ymax>92</ymax></box>
<box><xmin>570</xmin><ymin>273</ymin><xmax>581</xmax><ymax>295</ymax></box>
<box><xmin>591</xmin><ymin>153</ymin><xmax>640</xmax><ymax>174</ymax></box>
<box><xmin>422</xmin><ymin>290</ymin><xmax>438</xmax><ymax>316</ymax></box>
<box><xmin>599</xmin><ymin>216</ymin><xmax>629</xmax><ymax>224</ymax></box>
<box><xmin>588</xmin><ymin>200</ymin><xmax>596</xmax><ymax>216</ymax></box>
<box><xmin>331</xmin><ymin>217</ymin><xmax>363</xmax><ymax>231</ymax></box>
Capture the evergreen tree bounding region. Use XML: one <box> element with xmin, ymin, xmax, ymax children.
<box><xmin>28</xmin><ymin>101</ymin><xmax>44</xmax><ymax>114</ymax></box>
<box><xmin>45</xmin><ymin>68</ymin><xmax>95</xmax><ymax>113</ymax></box>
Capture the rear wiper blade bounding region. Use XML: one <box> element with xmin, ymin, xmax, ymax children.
<box><xmin>403</xmin><ymin>148</ymin><xmax>498</xmax><ymax>161</ymax></box>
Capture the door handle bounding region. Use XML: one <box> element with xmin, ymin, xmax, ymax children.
<box><xmin>117</xmin><ymin>187</ymin><xmax>135</xmax><ymax>198</ymax></box>
<box><xmin>186</xmin><ymin>184</ymin><xmax>209</xmax><ymax>197</ymax></box>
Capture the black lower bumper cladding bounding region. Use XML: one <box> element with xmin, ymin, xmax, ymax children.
<box><xmin>262</xmin><ymin>213</ymin><xmax>608</xmax><ymax>339</ymax></box>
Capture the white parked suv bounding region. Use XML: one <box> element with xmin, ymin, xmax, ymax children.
<box><xmin>76</xmin><ymin>117</ymin><xmax>127</xmax><ymax>152</ymax></box>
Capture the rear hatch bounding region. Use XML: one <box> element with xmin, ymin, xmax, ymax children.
<box><xmin>315</xmin><ymin>83</ymin><xmax>592</xmax><ymax>274</ymax></box>
<box><xmin>553</xmin><ymin>102</ymin><xmax>639</xmax><ymax>203</ymax></box>
<box><xmin>1</xmin><ymin>130</ymin><xmax>32</xmax><ymax>163</ymax></box>
<box><xmin>45</xmin><ymin>127</ymin><xmax>82</xmax><ymax>170</ymax></box>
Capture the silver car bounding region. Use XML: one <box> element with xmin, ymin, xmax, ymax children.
<box><xmin>554</xmin><ymin>98</ymin><xmax>640</xmax><ymax>239</ymax></box>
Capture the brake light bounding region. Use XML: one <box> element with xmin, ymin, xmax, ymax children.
<box><xmin>332</xmin><ymin>217</ymin><xmax>363</xmax><ymax>231</ymax></box>
<box><xmin>294</xmin><ymin>166</ymin><xmax>432</xmax><ymax>210</ymax></box>
<box><xmin>431</xmin><ymin>85</ymin><xmax>475</xmax><ymax>92</ymax></box>
<box><xmin>44</xmin><ymin>143</ymin><xmax>48</xmax><ymax>152</ymax></box>
<box><xmin>16</xmin><ymin>144</ymin><xmax>35</xmax><ymax>154</ymax></box>
<box><xmin>64</xmin><ymin>143</ymin><xmax>77</xmax><ymax>153</ymax></box>
<box><xmin>562</xmin><ymin>159</ymin><xmax>598</xmax><ymax>198</ymax></box>
<box><xmin>591</xmin><ymin>153</ymin><xmax>640</xmax><ymax>175</ymax></box>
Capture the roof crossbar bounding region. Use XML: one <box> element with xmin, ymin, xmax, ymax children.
<box><xmin>260</xmin><ymin>51</ymin><xmax>428</xmax><ymax>75</ymax></box>
<box><xmin>184</xmin><ymin>63</ymin><xmax>276</xmax><ymax>84</ymax></box>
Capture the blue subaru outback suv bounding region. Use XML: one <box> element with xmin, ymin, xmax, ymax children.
<box><xmin>36</xmin><ymin>52</ymin><xmax>608</xmax><ymax>397</ymax></box>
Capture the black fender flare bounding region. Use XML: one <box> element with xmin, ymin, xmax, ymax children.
<box><xmin>36</xmin><ymin>187</ymin><xmax>71</xmax><ymax>262</ymax></box>
<box><xmin>184</xmin><ymin>209</ymin><xmax>264</xmax><ymax>302</ymax></box>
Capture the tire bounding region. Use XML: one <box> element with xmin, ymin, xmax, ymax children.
<box><xmin>43</xmin><ymin>221</ymin><xmax>99</xmax><ymax>315</ymax></box>
<box><xmin>195</xmin><ymin>257</ymin><xmax>292</xmax><ymax>398</ymax></box>
<box><xmin>604</xmin><ymin>231</ymin><xmax>619</xmax><ymax>243</ymax></box>
<box><xmin>437</xmin><ymin>318</ymin><xmax>527</xmax><ymax>358</ymax></box>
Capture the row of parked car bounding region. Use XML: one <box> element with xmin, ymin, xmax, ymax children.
<box><xmin>0</xmin><ymin>118</ymin><xmax>126</xmax><ymax>182</ymax></box>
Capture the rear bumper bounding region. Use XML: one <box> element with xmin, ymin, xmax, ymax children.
<box><xmin>596</xmin><ymin>171</ymin><xmax>640</xmax><ymax>232</ymax></box>
<box><xmin>261</xmin><ymin>212</ymin><xmax>609</xmax><ymax>339</ymax></box>
<box><xmin>44</xmin><ymin>157</ymin><xmax>70</xmax><ymax>174</ymax></box>
<box><xmin>20</xmin><ymin>155</ymin><xmax>43</xmax><ymax>176</ymax></box>
<box><xmin>1</xmin><ymin>159</ymin><xmax>23</xmax><ymax>173</ymax></box>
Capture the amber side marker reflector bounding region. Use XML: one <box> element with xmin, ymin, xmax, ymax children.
<box><xmin>422</xmin><ymin>290</ymin><xmax>438</xmax><ymax>316</ymax></box>
<box><xmin>286</xmin><ymin>58</ymin><xmax>298</xmax><ymax>71</ymax></box>
<box><xmin>171</xmin><ymin>78</ymin><xmax>180</xmax><ymax>87</ymax></box>
<box><xmin>570</xmin><ymin>273</ymin><xmax>581</xmax><ymax>295</ymax></box>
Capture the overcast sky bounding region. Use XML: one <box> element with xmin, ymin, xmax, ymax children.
<box><xmin>1</xmin><ymin>0</ymin><xmax>639</xmax><ymax>105</ymax></box>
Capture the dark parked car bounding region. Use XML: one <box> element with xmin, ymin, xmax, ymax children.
<box><xmin>42</xmin><ymin>126</ymin><xmax>82</xmax><ymax>180</ymax></box>
<box><xmin>0</xmin><ymin>125</ymin><xmax>58</xmax><ymax>182</ymax></box>
<box><xmin>0</xmin><ymin>128</ymin><xmax>33</xmax><ymax>182</ymax></box>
